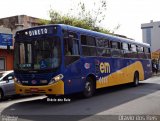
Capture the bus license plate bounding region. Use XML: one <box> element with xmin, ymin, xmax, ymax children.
<box><xmin>30</xmin><ymin>88</ymin><xmax>39</xmax><ymax>92</ymax></box>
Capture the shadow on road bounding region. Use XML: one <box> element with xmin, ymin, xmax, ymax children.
<box><xmin>1</xmin><ymin>82</ymin><xmax>160</xmax><ymax>121</ymax></box>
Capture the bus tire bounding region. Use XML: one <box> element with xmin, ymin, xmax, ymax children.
<box><xmin>83</xmin><ymin>77</ymin><xmax>95</xmax><ymax>98</ymax></box>
<box><xmin>0</xmin><ymin>89</ymin><xmax>4</xmax><ymax>101</ymax></box>
<box><xmin>132</xmin><ymin>72</ymin><xmax>139</xmax><ymax>87</ymax></box>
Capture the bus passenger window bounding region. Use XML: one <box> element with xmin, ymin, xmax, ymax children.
<box><xmin>130</xmin><ymin>44</ymin><xmax>137</xmax><ymax>52</ymax></box>
<box><xmin>64</xmin><ymin>38</ymin><xmax>72</xmax><ymax>55</ymax></box>
<box><xmin>64</xmin><ymin>38</ymin><xmax>79</xmax><ymax>56</ymax></box>
<box><xmin>122</xmin><ymin>43</ymin><xmax>130</xmax><ymax>58</ymax></box>
<box><xmin>96</xmin><ymin>38</ymin><xmax>110</xmax><ymax>57</ymax></box>
<box><xmin>96</xmin><ymin>38</ymin><xmax>109</xmax><ymax>48</ymax></box>
<box><xmin>122</xmin><ymin>43</ymin><xmax>129</xmax><ymax>50</ymax></box>
<box><xmin>137</xmin><ymin>46</ymin><xmax>145</xmax><ymax>59</ymax></box>
<box><xmin>129</xmin><ymin>44</ymin><xmax>138</xmax><ymax>58</ymax></box>
<box><xmin>81</xmin><ymin>35</ymin><xmax>97</xmax><ymax>56</ymax></box>
<box><xmin>144</xmin><ymin>47</ymin><xmax>151</xmax><ymax>59</ymax></box>
<box><xmin>81</xmin><ymin>35</ymin><xmax>96</xmax><ymax>46</ymax></box>
<box><xmin>64</xmin><ymin>32</ymin><xmax>80</xmax><ymax>66</ymax></box>
<box><xmin>110</xmin><ymin>41</ymin><xmax>122</xmax><ymax>57</ymax></box>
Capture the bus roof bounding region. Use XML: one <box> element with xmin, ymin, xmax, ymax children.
<box><xmin>15</xmin><ymin>24</ymin><xmax>150</xmax><ymax>48</ymax></box>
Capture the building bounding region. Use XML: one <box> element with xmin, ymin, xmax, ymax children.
<box><xmin>0</xmin><ymin>15</ymin><xmax>43</xmax><ymax>35</ymax></box>
<box><xmin>0</xmin><ymin>15</ymin><xmax>43</xmax><ymax>71</ymax></box>
<box><xmin>141</xmin><ymin>20</ymin><xmax>160</xmax><ymax>60</ymax></box>
<box><xmin>0</xmin><ymin>26</ymin><xmax>13</xmax><ymax>71</ymax></box>
<box><xmin>141</xmin><ymin>20</ymin><xmax>160</xmax><ymax>52</ymax></box>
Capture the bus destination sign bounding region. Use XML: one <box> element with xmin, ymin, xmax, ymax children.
<box><xmin>25</xmin><ymin>28</ymin><xmax>48</xmax><ymax>36</ymax></box>
<box><xmin>17</xmin><ymin>26</ymin><xmax>57</xmax><ymax>38</ymax></box>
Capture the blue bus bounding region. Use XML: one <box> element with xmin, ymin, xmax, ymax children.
<box><xmin>14</xmin><ymin>24</ymin><xmax>152</xmax><ymax>97</ymax></box>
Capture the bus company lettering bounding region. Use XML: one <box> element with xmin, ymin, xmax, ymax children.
<box><xmin>100</xmin><ymin>62</ymin><xmax>110</xmax><ymax>73</ymax></box>
<box><xmin>26</xmin><ymin>28</ymin><xmax>48</xmax><ymax>36</ymax></box>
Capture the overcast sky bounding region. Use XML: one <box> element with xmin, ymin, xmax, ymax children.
<box><xmin>0</xmin><ymin>0</ymin><xmax>160</xmax><ymax>42</ymax></box>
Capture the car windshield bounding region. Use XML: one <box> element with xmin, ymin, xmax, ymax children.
<box><xmin>14</xmin><ymin>37</ymin><xmax>61</xmax><ymax>70</ymax></box>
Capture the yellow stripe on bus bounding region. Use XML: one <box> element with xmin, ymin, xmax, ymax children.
<box><xmin>96</xmin><ymin>61</ymin><xmax>144</xmax><ymax>89</ymax></box>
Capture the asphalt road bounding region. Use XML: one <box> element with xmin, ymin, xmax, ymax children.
<box><xmin>0</xmin><ymin>75</ymin><xmax>160</xmax><ymax>121</ymax></box>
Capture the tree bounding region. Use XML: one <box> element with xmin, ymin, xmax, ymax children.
<box><xmin>42</xmin><ymin>0</ymin><xmax>120</xmax><ymax>34</ymax></box>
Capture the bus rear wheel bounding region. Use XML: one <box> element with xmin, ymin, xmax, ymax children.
<box><xmin>132</xmin><ymin>72</ymin><xmax>139</xmax><ymax>87</ymax></box>
<box><xmin>83</xmin><ymin>77</ymin><xmax>95</xmax><ymax>98</ymax></box>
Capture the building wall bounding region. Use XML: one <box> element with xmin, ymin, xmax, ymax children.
<box><xmin>141</xmin><ymin>21</ymin><xmax>160</xmax><ymax>52</ymax></box>
<box><xmin>0</xmin><ymin>26</ymin><xmax>12</xmax><ymax>34</ymax></box>
<box><xmin>0</xmin><ymin>49</ymin><xmax>13</xmax><ymax>71</ymax></box>
<box><xmin>0</xmin><ymin>15</ymin><xmax>43</xmax><ymax>71</ymax></box>
<box><xmin>0</xmin><ymin>15</ymin><xmax>43</xmax><ymax>35</ymax></box>
<box><xmin>0</xmin><ymin>26</ymin><xmax>13</xmax><ymax>71</ymax></box>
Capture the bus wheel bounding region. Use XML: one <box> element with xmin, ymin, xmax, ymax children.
<box><xmin>0</xmin><ymin>90</ymin><xmax>4</xmax><ymax>101</ymax></box>
<box><xmin>132</xmin><ymin>72</ymin><xmax>139</xmax><ymax>87</ymax></box>
<box><xmin>83</xmin><ymin>77</ymin><xmax>95</xmax><ymax>98</ymax></box>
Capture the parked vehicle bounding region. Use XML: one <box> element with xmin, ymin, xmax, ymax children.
<box><xmin>0</xmin><ymin>70</ymin><xmax>15</xmax><ymax>100</ymax></box>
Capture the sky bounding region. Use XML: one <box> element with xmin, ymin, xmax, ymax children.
<box><xmin>0</xmin><ymin>0</ymin><xmax>160</xmax><ymax>42</ymax></box>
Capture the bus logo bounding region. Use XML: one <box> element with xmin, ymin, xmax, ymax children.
<box><xmin>84</xmin><ymin>63</ymin><xmax>90</xmax><ymax>69</ymax></box>
<box><xmin>100</xmin><ymin>62</ymin><xmax>110</xmax><ymax>73</ymax></box>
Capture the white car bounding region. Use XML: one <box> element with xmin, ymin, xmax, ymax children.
<box><xmin>0</xmin><ymin>70</ymin><xmax>15</xmax><ymax>100</ymax></box>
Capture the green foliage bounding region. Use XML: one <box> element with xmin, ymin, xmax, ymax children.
<box><xmin>40</xmin><ymin>0</ymin><xmax>120</xmax><ymax>34</ymax></box>
<box><xmin>39</xmin><ymin>19</ymin><xmax>50</xmax><ymax>25</ymax></box>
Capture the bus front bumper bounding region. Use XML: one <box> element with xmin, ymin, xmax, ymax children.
<box><xmin>14</xmin><ymin>80</ymin><xmax>64</xmax><ymax>95</ymax></box>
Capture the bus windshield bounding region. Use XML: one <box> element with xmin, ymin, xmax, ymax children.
<box><xmin>14</xmin><ymin>37</ymin><xmax>61</xmax><ymax>71</ymax></box>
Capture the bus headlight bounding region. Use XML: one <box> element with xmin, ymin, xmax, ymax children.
<box><xmin>14</xmin><ymin>77</ymin><xmax>22</xmax><ymax>84</ymax></box>
<box><xmin>49</xmin><ymin>74</ymin><xmax>64</xmax><ymax>84</ymax></box>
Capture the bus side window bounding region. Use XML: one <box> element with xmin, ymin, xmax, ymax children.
<box><xmin>129</xmin><ymin>44</ymin><xmax>137</xmax><ymax>58</ymax></box>
<box><xmin>64</xmin><ymin>38</ymin><xmax>72</xmax><ymax>55</ymax></box>
<box><xmin>137</xmin><ymin>46</ymin><xmax>145</xmax><ymax>59</ymax></box>
<box><xmin>96</xmin><ymin>38</ymin><xmax>111</xmax><ymax>57</ymax></box>
<box><xmin>144</xmin><ymin>47</ymin><xmax>151</xmax><ymax>59</ymax></box>
<box><xmin>81</xmin><ymin>35</ymin><xmax>97</xmax><ymax>56</ymax></box>
<box><xmin>122</xmin><ymin>42</ymin><xmax>130</xmax><ymax>58</ymax></box>
<box><xmin>64</xmin><ymin>36</ymin><xmax>79</xmax><ymax>56</ymax></box>
<box><xmin>110</xmin><ymin>41</ymin><xmax>122</xmax><ymax>57</ymax></box>
<box><xmin>64</xmin><ymin>32</ymin><xmax>80</xmax><ymax>66</ymax></box>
